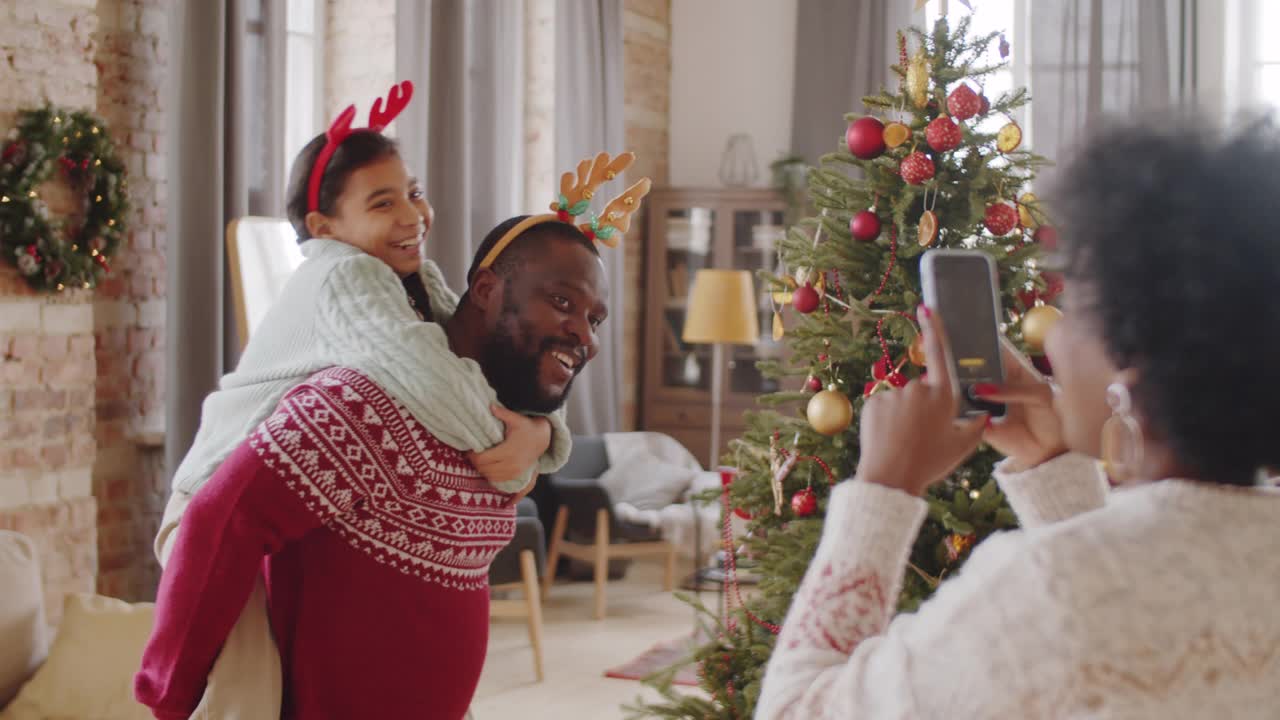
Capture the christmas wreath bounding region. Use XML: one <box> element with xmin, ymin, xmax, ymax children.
<box><xmin>0</xmin><ymin>105</ymin><xmax>128</xmax><ymax>292</ymax></box>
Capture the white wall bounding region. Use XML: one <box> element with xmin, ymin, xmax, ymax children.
<box><xmin>669</xmin><ymin>0</ymin><xmax>798</xmax><ymax>188</ymax></box>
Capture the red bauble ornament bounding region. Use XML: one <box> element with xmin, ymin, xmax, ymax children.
<box><xmin>872</xmin><ymin>357</ymin><xmax>890</xmax><ymax>381</ymax></box>
<box><xmin>2</xmin><ymin>141</ymin><xmax>24</xmax><ymax>163</ymax></box>
<box><xmin>1035</xmin><ymin>225</ymin><xmax>1060</xmax><ymax>251</ymax></box>
<box><xmin>925</xmin><ymin>116</ymin><xmax>962</xmax><ymax>152</ymax></box>
<box><xmin>947</xmin><ymin>84</ymin><xmax>982</xmax><ymax>120</ymax></box>
<box><xmin>793</xmin><ymin>283</ymin><xmax>820</xmax><ymax>314</ymax></box>
<box><xmin>887</xmin><ymin>372</ymin><xmax>909</xmax><ymax>388</ymax></box>
<box><xmin>984</xmin><ymin>202</ymin><xmax>1019</xmax><ymax>236</ymax></box>
<box><xmin>805</xmin><ymin>375</ymin><xmax>823</xmax><ymax>392</ymax></box>
<box><xmin>850</xmin><ymin>210</ymin><xmax>881</xmax><ymax>242</ymax></box>
<box><xmin>900</xmin><ymin>152</ymin><xmax>935</xmax><ymax>185</ymax></box>
<box><xmin>846</xmin><ymin>116</ymin><xmax>886</xmax><ymax>160</ymax></box>
<box><xmin>791</xmin><ymin>487</ymin><xmax>817</xmax><ymax>517</ymax></box>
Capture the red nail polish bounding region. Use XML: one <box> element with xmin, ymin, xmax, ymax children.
<box><xmin>972</xmin><ymin>382</ymin><xmax>999</xmax><ymax>397</ymax></box>
<box><xmin>918</xmin><ymin>304</ymin><xmax>932</xmax><ymax>319</ymax></box>
<box><xmin>984</xmin><ymin>415</ymin><xmax>994</xmax><ymax>429</ymax></box>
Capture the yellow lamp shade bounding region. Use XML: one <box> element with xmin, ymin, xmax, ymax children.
<box><xmin>682</xmin><ymin>269</ymin><xmax>760</xmax><ymax>345</ymax></box>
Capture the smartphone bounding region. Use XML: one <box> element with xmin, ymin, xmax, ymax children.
<box><xmin>920</xmin><ymin>249</ymin><xmax>1007</xmax><ymax>420</ymax></box>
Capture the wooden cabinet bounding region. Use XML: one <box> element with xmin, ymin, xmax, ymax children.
<box><xmin>640</xmin><ymin>188</ymin><xmax>788</xmax><ymax>466</ymax></box>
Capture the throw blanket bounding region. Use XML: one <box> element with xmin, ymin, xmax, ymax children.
<box><xmin>171</xmin><ymin>239</ymin><xmax>570</xmax><ymax>498</ymax></box>
<box><xmin>598</xmin><ymin>432</ymin><xmax>724</xmax><ymax>559</ymax></box>
<box><xmin>138</xmin><ymin>368</ymin><xmax>511</xmax><ymax>720</ymax></box>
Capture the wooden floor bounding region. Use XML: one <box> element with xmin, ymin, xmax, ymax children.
<box><xmin>472</xmin><ymin>560</ymin><xmax>708</xmax><ymax>720</ymax></box>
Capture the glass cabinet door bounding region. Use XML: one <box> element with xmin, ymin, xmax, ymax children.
<box><xmin>728</xmin><ymin>209</ymin><xmax>786</xmax><ymax>396</ymax></box>
<box><xmin>659</xmin><ymin>207</ymin><xmax>715</xmax><ymax>392</ymax></box>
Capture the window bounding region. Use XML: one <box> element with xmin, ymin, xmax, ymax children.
<box><xmin>285</xmin><ymin>0</ymin><xmax>324</xmax><ymax>192</ymax></box>
<box><xmin>1247</xmin><ymin>0</ymin><xmax>1280</xmax><ymax>108</ymax></box>
<box><xmin>243</xmin><ymin>0</ymin><xmax>324</xmax><ymax>216</ymax></box>
<box><xmin>929</xmin><ymin>1</ymin><xmax>1182</xmax><ymax>174</ymax></box>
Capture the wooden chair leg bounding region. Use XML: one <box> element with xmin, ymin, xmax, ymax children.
<box><xmin>519</xmin><ymin>549</ymin><xmax>545</xmax><ymax>683</ymax></box>
<box><xmin>593</xmin><ymin>508</ymin><xmax>609</xmax><ymax>620</ymax></box>
<box><xmin>542</xmin><ymin>505</ymin><xmax>569</xmax><ymax>602</ymax></box>
<box><xmin>663</xmin><ymin>544</ymin><xmax>676</xmax><ymax>592</ymax></box>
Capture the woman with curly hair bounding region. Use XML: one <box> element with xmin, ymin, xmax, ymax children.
<box><xmin>757</xmin><ymin>116</ymin><xmax>1280</xmax><ymax>719</ymax></box>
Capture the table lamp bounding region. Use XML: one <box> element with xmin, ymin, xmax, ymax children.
<box><xmin>682</xmin><ymin>269</ymin><xmax>760</xmax><ymax>468</ymax></box>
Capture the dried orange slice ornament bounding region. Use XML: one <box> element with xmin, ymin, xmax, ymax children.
<box><xmin>997</xmin><ymin>122</ymin><xmax>1023</xmax><ymax>153</ymax></box>
<box><xmin>770</xmin><ymin>275</ymin><xmax>798</xmax><ymax>304</ymax></box>
<box><xmin>883</xmin><ymin>121</ymin><xmax>911</xmax><ymax>148</ymax></box>
<box><xmin>1018</xmin><ymin>192</ymin><xmax>1040</xmax><ymax>229</ymax></box>
<box><xmin>909</xmin><ymin>333</ymin><xmax>927</xmax><ymax>366</ymax></box>
<box><xmin>918</xmin><ymin>210</ymin><xmax>939</xmax><ymax>247</ymax></box>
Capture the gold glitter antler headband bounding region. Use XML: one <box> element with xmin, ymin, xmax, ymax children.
<box><xmin>476</xmin><ymin>151</ymin><xmax>652</xmax><ymax>271</ymax></box>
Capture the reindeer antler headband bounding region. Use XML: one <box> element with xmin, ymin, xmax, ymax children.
<box><xmin>307</xmin><ymin>80</ymin><xmax>414</xmax><ymax>212</ymax></box>
<box><xmin>476</xmin><ymin>151</ymin><xmax>652</xmax><ymax>271</ymax></box>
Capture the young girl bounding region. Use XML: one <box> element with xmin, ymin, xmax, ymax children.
<box><xmin>153</xmin><ymin>82</ymin><xmax>569</xmax><ymax>717</ymax></box>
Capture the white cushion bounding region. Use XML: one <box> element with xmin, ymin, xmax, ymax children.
<box><xmin>0</xmin><ymin>594</ymin><xmax>154</xmax><ymax>720</ymax></box>
<box><xmin>0</xmin><ymin>531</ymin><xmax>47</xmax><ymax>709</ymax></box>
<box><xmin>597</xmin><ymin>452</ymin><xmax>701</xmax><ymax>511</ymax></box>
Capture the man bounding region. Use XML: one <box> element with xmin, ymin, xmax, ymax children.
<box><xmin>135</xmin><ymin>218</ymin><xmax>608</xmax><ymax>720</ymax></box>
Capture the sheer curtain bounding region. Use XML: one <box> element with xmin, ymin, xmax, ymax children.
<box><xmin>1025</xmin><ymin>0</ymin><xmax>1180</xmax><ymax>175</ymax></box>
<box><xmin>395</xmin><ymin>0</ymin><xmax>525</xmax><ymax>291</ymax></box>
<box><xmin>555</xmin><ymin>0</ymin><xmax>625</xmax><ymax>435</ymax></box>
<box><xmin>789</xmin><ymin>0</ymin><xmax>916</xmax><ymax>163</ymax></box>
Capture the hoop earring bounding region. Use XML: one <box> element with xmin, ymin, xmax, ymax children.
<box><xmin>1100</xmin><ymin>382</ymin><xmax>1144</xmax><ymax>483</ymax></box>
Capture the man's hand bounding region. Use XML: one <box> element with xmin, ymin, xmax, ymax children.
<box><xmin>854</xmin><ymin>306</ymin><xmax>986</xmax><ymax>497</ymax></box>
<box><xmin>467</xmin><ymin>405</ymin><xmax>551</xmax><ymax>486</ymax></box>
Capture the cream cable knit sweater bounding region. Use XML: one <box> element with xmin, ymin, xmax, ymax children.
<box><xmin>757</xmin><ymin>453</ymin><xmax>1280</xmax><ymax>719</ymax></box>
<box><xmin>170</xmin><ymin>239</ymin><xmax>570</xmax><ymax>498</ymax></box>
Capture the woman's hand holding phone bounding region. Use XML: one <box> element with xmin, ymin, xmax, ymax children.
<box><xmin>853</xmin><ymin>306</ymin><xmax>988</xmax><ymax>497</ymax></box>
<box><xmin>973</xmin><ymin>341</ymin><xmax>1069</xmax><ymax>471</ymax></box>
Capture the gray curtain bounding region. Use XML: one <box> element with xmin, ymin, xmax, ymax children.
<box><xmin>789</xmin><ymin>0</ymin><xmax>916</xmax><ymax>164</ymax></box>
<box><xmin>555</xmin><ymin>0</ymin><xmax>625</xmax><ymax>435</ymax></box>
<box><xmin>397</xmin><ymin>0</ymin><xmax>525</xmax><ymax>291</ymax></box>
<box><xmin>165</xmin><ymin>0</ymin><xmax>249</xmax><ymax>479</ymax></box>
<box><xmin>1027</xmin><ymin>0</ymin><xmax>1179</xmax><ymax>177</ymax></box>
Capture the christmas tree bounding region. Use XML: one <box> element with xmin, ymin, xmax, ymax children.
<box><xmin>634</xmin><ymin>16</ymin><xmax>1060</xmax><ymax>718</ymax></box>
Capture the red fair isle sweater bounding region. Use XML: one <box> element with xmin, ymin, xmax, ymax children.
<box><xmin>135</xmin><ymin>368</ymin><xmax>516</xmax><ymax>720</ymax></box>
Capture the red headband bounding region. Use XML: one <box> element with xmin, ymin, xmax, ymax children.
<box><xmin>306</xmin><ymin>80</ymin><xmax>415</xmax><ymax>213</ymax></box>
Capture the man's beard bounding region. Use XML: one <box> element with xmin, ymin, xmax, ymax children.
<box><xmin>478</xmin><ymin>310</ymin><xmax>579</xmax><ymax>415</ymax></box>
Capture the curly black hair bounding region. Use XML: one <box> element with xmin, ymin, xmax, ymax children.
<box><xmin>284</xmin><ymin>130</ymin><xmax>400</xmax><ymax>242</ymax></box>
<box><xmin>1052</xmin><ymin>113</ymin><xmax>1280</xmax><ymax>486</ymax></box>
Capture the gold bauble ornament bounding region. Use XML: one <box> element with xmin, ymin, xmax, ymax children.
<box><xmin>807</xmin><ymin>384</ymin><xmax>854</xmax><ymax>436</ymax></box>
<box><xmin>907</xmin><ymin>50</ymin><xmax>931</xmax><ymax>109</ymax></box>
<box><xmin>1021</xmin><ymin>304</ymin><xmax>1063</xmax><ymax>352</ymax></box>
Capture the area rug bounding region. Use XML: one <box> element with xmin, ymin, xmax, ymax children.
<box><xmin>604</xmin><ymin>633</ymin><xmax>703</xmax><ymax>686</ymax></box>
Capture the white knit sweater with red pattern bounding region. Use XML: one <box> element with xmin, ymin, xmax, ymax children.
<box><xmin>757</xmin><ymin>453</ymin><xmax>1280</xmax><ymax>719</ymax></box>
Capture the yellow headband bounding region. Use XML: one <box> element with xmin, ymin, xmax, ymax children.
<box><xmin>476</xmin><ymin>151</ymin><xmax>652</xmax><ymax>271</ymax></box>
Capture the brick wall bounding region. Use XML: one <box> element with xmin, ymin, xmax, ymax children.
<box><xmin>93</xmin><ymin>0</ymin><xmax>168</xmax><ymax>602</ymax></box>
<box><xmin>0</xmin><ymin>0</ymin><xmax>168</xmax><ymax>622</ymax></box>
<box><xmin>324</xmin><ymin>0</ymin><xmax>396</xmax><ymax>121</ymax></box>
<box><xmin>0</xmin><ymin>0</ymin><xmax>104</xmax><ymax>626</ymax></box>
<box><xmin>622</xmin><ymin>0</ymin><xmax>672</xmax><ymax>429</ymax></box>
